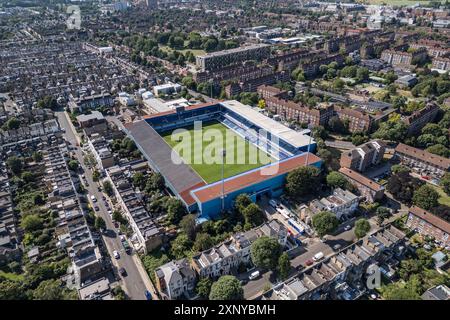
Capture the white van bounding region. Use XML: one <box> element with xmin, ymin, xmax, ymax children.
<box><xmin>313</xmin><ymin>252</ymin><xmax>324</xmax><ymax>262</ymax></box>
<box><xmin>249</xmin><ymin>270</ymin><xmax>260</xmax><ymax>280</ymax></box>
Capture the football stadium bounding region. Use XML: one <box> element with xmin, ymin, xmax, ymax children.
<box><xmin>125</xmin><ymin>100</ymin><xmax>322</xmax><ymax>220</ymax></box>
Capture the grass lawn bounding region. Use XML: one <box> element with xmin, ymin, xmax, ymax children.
<box><xmin>162</xmin><ymin>121</ymin><xmax>273</xmax><ymax>183</ymax></box>
<box><xmin>431</xmin><ymin>185</ymin><xmax>450</xmax><ymax>207</ymax></box>
<box><xmin>0</xmin><ymin>270</ymin><xmax>25</xmax><ymax>282</ymax></box>
<box><xmin>159</xmin><ymin>45</ymin><xmax>206</xmax><ymax>57</ymax></box>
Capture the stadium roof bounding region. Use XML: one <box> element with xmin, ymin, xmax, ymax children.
<box><xmin>190</xmin><ymin>152</ymin><xmax>321</xmax><ymax>204</ymax></box>
<box><xmin>125</xmin><ymin>120</ymin><xmax>206</xmax><ymax>204</ymax></box>
<box><xmin>220</xmin><ymin>100</ymin><xmax>314</xmax><ymax>149</ymax></box>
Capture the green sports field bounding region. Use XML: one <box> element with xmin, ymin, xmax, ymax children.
<box><xmin>162</xmin><ymin>121</ymin><xmax>273</xmax><ymax>183</ymax></box>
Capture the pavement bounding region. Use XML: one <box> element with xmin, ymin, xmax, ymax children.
<box><xmin>324</xmin><ymin>139</ymin><xmax>355</xmax><ymax>150</ymax></box>
<box><xmin>56</xmin><ymin>111</ymin><xmax>158</xmax><ymax>300</ymax></box>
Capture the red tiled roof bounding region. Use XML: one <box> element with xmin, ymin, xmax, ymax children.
<box><xmin>339</xmin><ymin>167</ymin><xmax>383</xmax><ymax>192</ymax></box>
<box><xmin>191</xmin><ymin>153</ymin><xmax>322</xmax><ymax>203</ymax></box>
<box><xmin>395</xmin><ymin>143</ymin><xmax>450</xmax><ymax>170</ymax></box>
<box><xmin>179</xmin><ymin>181</ymin><xmax>207</xmax><ymax>206</ymax></box>
<box><xmin>409</xmin><ymin>206</ymin><xmax>450</xmax><ymax>235</ymax></box>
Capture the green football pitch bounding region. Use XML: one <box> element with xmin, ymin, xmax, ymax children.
<box><xmin>161</xmin><ymin>121</ymin><xmax>273</xmax><ymax>183</ymax></box>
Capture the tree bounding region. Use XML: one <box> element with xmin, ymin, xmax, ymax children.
<box><xmin>278</xmin><ymin>252</ymin><xmax>291</xmax><ymax>280</ymax></box>
<box><xmin>36</xmin><ymin>96</ymin><xmax>58</xmax><ymax>110</ymax></box>
<box><xmin>356</xmin><ymin>67</ymin><xmax>369</xmax><ymax>82</ymax></box>
<box><xmin>166</xmin><ymin>198</ymin><xmax>186</xmax><ymax>224</ymax></box>
<box><xmin>103</xmin><ymin>180</ymin><xmax>114</xmax><ymax>196</ymax></box>
<box><xmin>6</xmin><ymin>156</ymin><xmax>23</xmax><ymax>175</ymax></box>
<box><xmin>132</xmin><ymin>172</ymin><xmax>146</xmax><ymax>189</ymax></box>
<box><xmin>112</xmin><ymin>210</ymin><xmax>125</xmax><ymax>223</ymax></box>
<box><xmin>145</xmin><ymin>173</ymin><xmax>165</xmax><ymax>193</ymax></box>
<box><xmin>376</xmin><ymin>206</ymin><xmax>391</xmax><ymax>225</ymax></box>
<box><xmin>354</xmin><ymin>219</ymin><xmax>371</xmax><ymax>238</ymax></box>
<box><xmin>412</xmin><ymin>185</ymin><xmax>439</xmax><ymax>210</ymax></box>
<box><xmin>351</xmin><ymin>134</ymin><xmax>369</xmax><ymax>146</ymax></box>
<box><xmin>387</xmin><ymin>171</ymin><xmax>424</xmax><ymax>204</ymax></box>
<box><xmin>312</xmin><ymin>211</ymin><xmax>339</xmax><ymax>238</ymax></box>
<box><xmin>196</xmin><ymin>277</ymin><xmax>213</xmax><ymax>299</ymax></box>
<box><xmin>21</xmin><ymin>214</ymin><xmax>43</xmax><ymax>232</ymax></box>
<box><xmin>67</xmin><ymin>159</ymin><xmax>79</xmax><ymax>171</ymax></box>
<box><xmin>92</xmin><ymin>170</ymin><xmax>100</xmax><ymax>182</ymax></box>
<box><xmin>4</xmin><ymin>117</ymin><xmax>20</xmax><ymax>130</ymax></box>
<box><xmin>242</xmin><ymin>203</ymin><xmax>264</xmax><ymax>229</ymax></box>
<box><xmin>441</xmin><ymin>172</ymin><xmax>450</xmax><ymax>196</ymax></box>
<box><xmin>33</xmin><ymin>279</ymin><xmax>76</xmax><ymax>300</ymax></box>
<box><xmin>32</xmin><ymin>152</ymin><xmax>43</xmax><ymax>162</ymax></box>
<box><xmin>285</xmin><ymin>166</ymin><xmax>321</xmax><ymax>198</ymax></box>
<box><xmin>94</xmin><ymin>216</ymin><xmax>106</xmax><ymax>231</ymax></box>
<box><xmin>234</xmin><ymin>194</ymin><xmax>252</xmax><ymax>213</ymax></box>
<box><xmin>326</xmin><ymin>171</ymin><xmax>348</xmax><ymax>189</ymax></box>
<box><xmin>209</xmin><ymin>275</ymin><xmax>244</xmax><ymax>300</ymax></box>
<box><xmin>170</xmin><ymin>234</ymin><xmax>192</xmax><ymax>259</ymax></box>
<box><xmin>180</xmin><ymin>214</ymin><xmax>197</xmax><ymax>241</ymax></box>
<box><xmin>381</xmin><ymin>276</ymin><xmax>422</xmax><ymax>300</ymax></box>
<box><xmin>250</xmin><ymin>236</ymin><xmax>282</xmax><ymax>270</ymax></box>
<box><xmin>373</xmin><ymin>121</ymin><xmax>408</xmax><ymax>142</ymax></box>
<box><xmin>391</xmin><ymin>164</ymin><xmax>410</xmax><ymax>174</ymax></box>
<box><xmin>0</xmin><ymin>280</ymin><xmax>26</xmax><ymax>300</ymax></box>
<box><xmin>327</xmin><ymin>116</ymin><xmax>347</xmax><ymax>134</ymax></box>
<box><xmin>193</xmin><ymin>232</ymin><xmax>214</xmax><ymax>252</ymax></box>
<box><xmin>426</xmin><ymin>144</ymin><xmax>450</xmax><ymax>158</ymax></box>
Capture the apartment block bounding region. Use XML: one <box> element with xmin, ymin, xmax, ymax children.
<box><xmin>406</xmin><ymin>206</ymin><xmax>450</xmax><ymax>247</ymax></box>
<box><xmin>394</xmin><ymin>143</ymin><xmax>450</xmax><ymax>179</ymax></box>
<box><xmin>309</xmin><ymin>188</ymin><xmax>360</xmax><ymax>220</ymax></box>
<box><xmin>87</xmin><ymin>133</ymin><xmax>115</xmax><ymax>169</ymax></box>
<box><xmin>432</xmin><ymin>56</ymin><xmax>450</xmax><ymax>71</ymax></box>
<box><xmin>381</xmin><ymin>47</ymin><xmax>428</xmax><ymax>68</ymax></box>
<box><xmin>263</xmin><ymin>93</ymin><xmax>334</xmax><ymax>127</ymax></box>
<box><xmin>76</xmin><ymin>111</ymin><xmax>107</xmax><ymax>136</ymax></box>
<box><xmin>334</xmin><ymin>106</ymin><xmax>373</xmax><ymax>133</ymax></box>
<box><xmin>191</xmin><ymin>220</ymin><xmax>288</xmax><ymax>279</ymax></box>
<box><xmin>338</xmin><ymin>167</ymin><xmax>384</xmax><ymax>203</ymax></box>
<box><xmin>155</xmin><ymin>258</ymin><xmax>197</xmax><ymax>300</ymax></box>
<box><xmin>402</xmin><ymin>102</ymin><xmax>440</xmax><ymax>136</ymax></box>
<box><xmin>196</xmin><ymin>44</ymin><xmax>271</xmax><ymax>72</ymax></box>
<box><xmin>340</xmin><ymin>140</ymin><xmax>385</xmax><ymax>172</ymax></box>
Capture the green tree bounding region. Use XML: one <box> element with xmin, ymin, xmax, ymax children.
<box><xmin>196</xmin><ymin>277</ymin><xmax>213</xmax><ymax>299</ymax></box>
<box><xmin>412</xmin><ymin>185</ymin><xmax>439</xmax><ymax>210</ymax></box>
<box><xmin>67</xmin><ymin>159</ymin><xmax>79</xmax><ymax>171</ymax></box>
<box><xmin>33</xmin><ymin>279</ymin><xmax>76</xmax><ymax>300</ymax></box>
<box><xmin>180</xmin><ymin>214</ymin><xmax>197</xmax><ymax>241</ymax></box>
<box><xmin>209</xmin><ymin>275</ymin><xmax>244</xmax><ymax>300</ymax></box>
<box><xmin>170</xmin><ymin>234</ymin><xmax>192</xmax><ymax>259</ymax></box>
<box><xmin>36</xmin><ymin>96</ymin><xmax>58</xmax><ymax>110</ymax></box>
<box><xmin>242</xmin><ymin>203</ymin><xmax>264</xmax><ymax>229</ymax></box>
<box><xmin>285</xmin><ymin>166</ymin><xmax>321</xmax><ymax>198</ymax></box>
<box><xmin>0</xmin><ymin>280</ymin><xmax>26</xmax><ymax>300</ymax></box>
<box><xmin>193</xmin><ymin>232</ymin><xmax>214</xmax><ymax>252</ymax></box>
<box><xmin>92</xmin><ymin>170</ymin><xmax>100</xmax><ymax>182</ymax></box>
<box><xmin>4</xmin><ymin>117</ymin><xmax>20</xmax><ymax>130</ymax></box>
<box><xmin>376</xmin><ymin>206</ymin><xmax>391</xmax><ymax>225</ymax></box>
<box><xmin>373</xmin><ymin>121</ymin><xmax>408</xmax><ymax>142</ymax></box>
<box><xmin>234</xmin><ymin>194</ymin><xmax>252</xmax><ymax>213</ymax></box>
<box><xmin>381</xmin><ymin>276</ymin><xmax>422</xmax><ymax>300</ymax></box>
<box><xmin>391</xmin><ymin>164</ymin><xmax>410</xmax><ymax>174</ymax></box>
<box><xmin>21</xmin><ymin>214</ymin><xmax>43</xmax><ymax>232</ymax></box>
<box><xmin>250</xmin><ymin>236</ymin><xmax>282</xmax><ymax>270</ymax></box>
<box><xmin>132</xmin><ymin>172</ymin><xmax>146</xmax><ymax>189</ymax></box>
<box><xmin>326</xmin><ymin>171</ymin><xmax>348</xmax><ymax>189</ymax></box>
<box><xmin>278</xmin><ymin>252</ymin><xmax>291</xmax><ymax>280</ymax></box>
<box><xmin>426</xmin><ymin>144</ymin><xmax>450</xmax><ymax>158</ymax></box>
<box><xmin>94</xmin><ymin>216</ymin><xmax>106</xmax><ymax>231</ymax></box>
<box><xmin>32</xmin><ymin>152</ymin><xmax>43</xmax><ymax>162</ymax></box>
<box><xmin>327</xmin><ymin>116</ymin><xmax>347</xmax><ymax>134</ymax></box>
<box><xmin>6</xmin><ymin>156</ymin><xmax>23</xmax><ymax>175</ymax></box>
<box><xmin>354</xmin><ymin>218</ymin><xmax>371</xmax><ymax>238</ymax></box>
<box><xmin>166</xmin><ymin>198</ymin><xmax>186</xmax><ymax>224</ymax></box>
<box><xmin>312</xmin><ymin>211</ymin><xmax>339</xmax><ymax>238</ymax></box>
<box><xmin>440</xmin><ymin>172</ymin><xmax>450</xmax><ymax>196</ymax></box>
<box><xmin>103</xmin><ymin>180</ymin><xmax>114</xmax><ymax>196</ymax></box>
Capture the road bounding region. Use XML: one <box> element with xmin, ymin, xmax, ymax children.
<box><xmin>56</xmin><ymin>111</ymin><xmax>157</xmax><ymax>300</ymax></box>
<box><xmin>325</xmin><ymin>139</ymin><xmax>355</xmax><ymax>150</ymax></box>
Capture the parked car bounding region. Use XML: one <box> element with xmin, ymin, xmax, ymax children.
<box><xmin>94</xmin><ymin>206</ymin><xmax>99</xmax><ymax>211</ymax></box>
<box><xmin>344</xmin><ymin>225</ymin><xmax>352</xmax><ymax>231</ymax></box>
<box><xmin>113</xmin><ymin>250</ymin><xmax>120</xmax><ymax>259</ymax></box>
<box><xmin>313</xmin><ymin>252</ymin><xmax>324</xmax><ymax>262</ymax></box>
<box><xmin>90</xmin><ymin>195</ymin><xmax>97</xmax><ymax>202</ymax></box>
<box><xmin>249</xmin><ymin>270</ymin><xmax>260</xmax><ymax>280</ymax></box>
<box><xmin>119</xmin><ymin>267</ymin><xmax>127</xmax><ymax>277</ymax></box>
<box><xmin>333</xmin><ymin>244</ymin><xmax>342</xmax><ymax>251</ymax></box>
<box><xmin>305</xmin><ymin>259</ymin><xmax>314</xmax><ymax>266</ymax></box>
<box><xmin>144</xmin><ymin>290</ymin><xmax>152</xmax><ymax>300</ymax></box>
<box><xmin>269</xmin><ymin>199</ymin><xmax>277</xmax><ymax>209</ymax></box>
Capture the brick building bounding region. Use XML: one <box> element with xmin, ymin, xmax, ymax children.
<box><xmin>406</xmin><ymin>206</ymin><xmax>449</xmax><ymax>247</ymax></box>
<box><xmin>338</xmin><ymin>167</ymin><xmax>385</xmax><ymax>202</ymax></box>
<box><xmin>340</xmin><ymin>140</ymin><xmax>385</xmax><ymax>172</ymax></box>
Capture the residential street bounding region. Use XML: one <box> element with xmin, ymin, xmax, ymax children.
<box><xmin>56</xmin><ymin>111</ymin><xmax>157</xmax><ymax>300</ymax></box>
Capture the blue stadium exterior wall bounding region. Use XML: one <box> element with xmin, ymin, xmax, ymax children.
<box><xmin>195</xmin><ymin>160</ymin><xmax>322</xmax><ymax>220</ymax></box>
